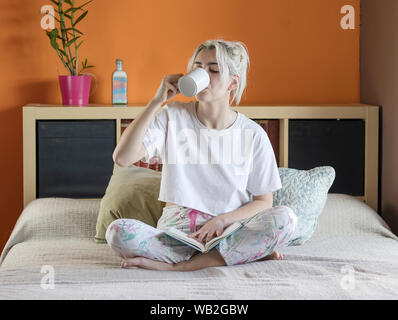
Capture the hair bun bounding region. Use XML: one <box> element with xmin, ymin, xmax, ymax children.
<box><xmin>232</xmin><ymin>44</ymin><xmax>244</xmax><ymax>62</ymax></box>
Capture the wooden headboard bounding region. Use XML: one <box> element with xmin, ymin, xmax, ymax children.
<box><xmin>23</xmin><ymin>103</ymin><xmax>379</xmax><ymax>211</ymax></box>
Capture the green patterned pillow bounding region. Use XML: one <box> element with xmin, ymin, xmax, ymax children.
<box><xmin>273</xmin><ymin>166</ymin><xmax>336</xmax><ymax>246</ymax></box>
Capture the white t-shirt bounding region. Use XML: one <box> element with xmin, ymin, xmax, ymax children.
<box><xmin>142</xmin><ymin>100</ymin><xmax>282</xmax><ymax>216</ymax></box>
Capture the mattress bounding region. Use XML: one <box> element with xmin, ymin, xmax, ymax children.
<box><xmin>1</xmin><ymin>194</ymin><xmax>398</xmax><ymax>300</ymax></box>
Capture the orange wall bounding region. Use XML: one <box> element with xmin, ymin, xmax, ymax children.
<box><xmin>0</xmin><ymin>0</ymin><xmax>360</xmax><ymax>251</ymax></box>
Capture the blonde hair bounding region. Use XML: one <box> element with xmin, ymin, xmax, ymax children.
<box><xmin>187</xmin><ymin>39</ymin><xmax>250</xmax><ymax>106</ymax></box>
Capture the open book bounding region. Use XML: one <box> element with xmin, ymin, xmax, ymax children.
<box><xmin>163</xmin><ymin>221</ymin><xmax>243</xmax><ymax>253</ymax></box>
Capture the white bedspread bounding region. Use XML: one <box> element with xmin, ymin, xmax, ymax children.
<box><xmin>1</xmin><ymin>194</ymin><xmax>398</xmax><ymax>300</ymax></box>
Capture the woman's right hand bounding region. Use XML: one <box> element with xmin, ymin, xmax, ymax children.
<box><xmin>152</xmin><ymin>73</ymin><xmax>184</xmax><ymax>104</ymax></box>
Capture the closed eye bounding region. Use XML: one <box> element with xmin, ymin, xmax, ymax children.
<box><xmin>195</xmin><ymin>66</ymin><xmax>219</xmax><ymax>73</ymax></box>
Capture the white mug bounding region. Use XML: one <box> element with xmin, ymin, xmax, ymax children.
<box><xmin>178</xmin><ymin>68</ymin><xmax>210</xmax><ymax>97</ymax></box>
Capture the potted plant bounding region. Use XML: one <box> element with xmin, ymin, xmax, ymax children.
<box><xmin>45</xmin><ymin>0</ymin><xmax>95</xmax><ymax>106</ymax></box>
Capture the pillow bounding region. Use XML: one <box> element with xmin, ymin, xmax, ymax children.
<box><xmin>272</xmin><ymin>166</ymin><xmax>336</xmax><ymax>246</ymax></box>
<box><xmin>94</xmin><ymin>164</ymin><xmax>166</xmax><ymax>243</ymax></box>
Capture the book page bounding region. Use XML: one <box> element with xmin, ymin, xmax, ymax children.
<box><xmin>166</xmin><ymin>227</ymin><xmax>205</xmax><ymax>251</ymax></box>
<box><xmin>204</xmin><ymin>222</ymin><xmax>242</xmax><ymax>249</ymax></box>
<box><xmin>165</xmin><ymin>221</ymin><xmax>242</xmax><ymax>253</ymax></box>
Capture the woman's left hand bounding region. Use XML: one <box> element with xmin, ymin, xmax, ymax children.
<box><xmin>188</xmin><ymin>216</ymin><xmax>226</xmax><ymax>243</ymax></box>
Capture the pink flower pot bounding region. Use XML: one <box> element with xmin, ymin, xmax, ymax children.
<box><xmin>59</xmin><ymin>75</ymin><xmax>92</xmax><ymax>106</ymax></box>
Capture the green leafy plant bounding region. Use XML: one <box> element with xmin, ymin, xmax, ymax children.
<box><xmin>45</xmin><ymin>0</ymin><xmax>95</xmax><ymax>75</ymax></box>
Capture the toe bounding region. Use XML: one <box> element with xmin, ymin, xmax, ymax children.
<box><xmin>274</xmin><ymin>251</ymin><xmax>283</xmax><ymax>260</ymax></box>
<box><xmin>121</xmin><ymin>257</ymin><xmax>140</xmax><ymax>268</ymax></box>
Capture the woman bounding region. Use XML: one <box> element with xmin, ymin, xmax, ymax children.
<box><xmin>108</xmin><ymin>39</ymin><xmax>297</xmax><ymax>271</ymax></box>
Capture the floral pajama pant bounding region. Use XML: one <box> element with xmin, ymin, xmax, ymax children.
<box><xmin>105</xmin><ymin>204</ymin><xmax>297</xmax><ymax>266</ymax></box>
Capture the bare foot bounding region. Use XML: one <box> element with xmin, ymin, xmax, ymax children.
<box><xmin>258</xmin><ymin>251</ymin><xmax>284</xmax><ymax>261</ymax></box>
<box><xmin>121</xmin><ymin>257</ymin><xmax>175</xmax><ymax>271</ymax></box>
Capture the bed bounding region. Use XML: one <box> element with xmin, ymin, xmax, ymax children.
<box><xmin>1</xmin><ymin>193</ymin><xmax>398</xmax><ymax>299</ymax></box>
<box><xmin>1</xmin><ymin>103</ymin><xmax>397</xmax><ymax>300</ymax></box>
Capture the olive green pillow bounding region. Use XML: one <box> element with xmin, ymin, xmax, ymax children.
<box><xmin>94</xmin><ymin>164</ymin><xmax>165</xmax><ymax>243</ymax></box>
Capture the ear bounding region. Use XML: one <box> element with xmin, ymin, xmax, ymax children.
<box><xmin>228</xmin><ymin>74</ymin><xmax>240</xmax><ymax>91</ymax></box>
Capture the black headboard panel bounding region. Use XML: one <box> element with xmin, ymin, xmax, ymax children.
<box><xmin>288</xmin><ymin>119</ymin><xmax>365</xmax><ymax>195</ymax></box>
<box><xmin>36</xmin><ymin>120</ymin><xmax>116</xmax><ymax>198</ymax></box>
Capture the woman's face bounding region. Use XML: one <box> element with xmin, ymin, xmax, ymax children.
<box><xmin>191</xmin><ymin>49</ymin><xmax>238</xmax><ymax>103</ymax></box>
